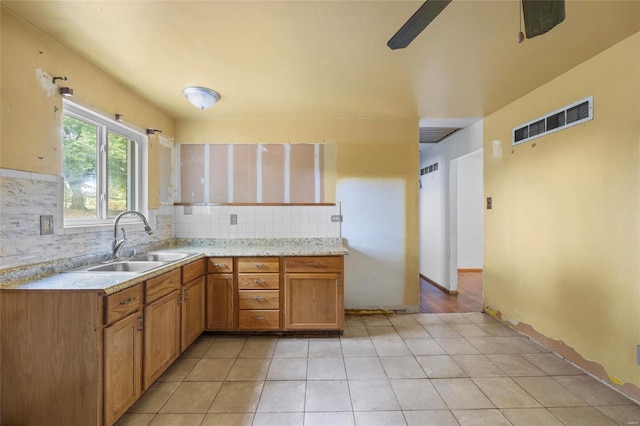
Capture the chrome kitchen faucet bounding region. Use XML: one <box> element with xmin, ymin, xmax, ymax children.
<box><xmin>112</xmin><ymin>210</ymin><xmax>153</xmax><ymax>260</ymax></box>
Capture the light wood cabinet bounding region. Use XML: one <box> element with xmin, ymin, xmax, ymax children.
<box><xmin>284</xmin><ymin>256</ymin><xmax>344</xmax><ymax>330</ymax></box>
<box><xmin>182</xmin><ymin>259</ymin><xmax>206</xmax><ymax>351</ymax></box>
<box><xmin>103</xmin><ymin>283</ymin><xmax>143</xmax><ymax>425</ymax></box>
<box><xmin>143</xmin><ymin>289</ymin><xmax>181</xmax><ymax>390</ymax></box>
<box><xmin>182</xmin><ymin>275</ymin><xmax>205</xmax><ymax>351</ymax></box>
<box><xmin>238</xmin><ymin>257</ymin><xmax>280</xmax><ymax>330</ymax></box>
<box><xmin>104</xmin><ymin>311</ymin><xmax>142</xmax><ymax>426</ymax></box>
<box><xmin>206</xmin><ymin>273</ymin><xmax>234</xmax><ymax>330</ymax></box>
<box><xmin>143</xmin><ymin>268</ymin><xmax>182</xmax><ymax>391</ymax></box>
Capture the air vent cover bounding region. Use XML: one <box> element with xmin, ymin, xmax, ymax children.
<box><xmin>513</xmin><ymin>96</ymin><xmax>593</xmax><ymax>146</ymax></box>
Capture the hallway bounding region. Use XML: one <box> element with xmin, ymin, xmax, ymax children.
<box><xmin>420</xmin><ymin>272</ymin><xmax>483</xmax><ymax>313</ymax></box>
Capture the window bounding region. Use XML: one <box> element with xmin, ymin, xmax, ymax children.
<box><xmin>62</xmin><ymin>101</ymin><xmax>146</xmax><ymax>226</ymax></box>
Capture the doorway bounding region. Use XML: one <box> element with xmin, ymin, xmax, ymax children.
<box><xmin>419</xmin><ymin>148</ymin><xmax>484</xmax><ymax>313</ymax></box>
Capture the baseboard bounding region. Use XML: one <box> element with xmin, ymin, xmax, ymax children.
<box><xmin>419</xmin><ymin>274</ymin><xmax>459</xmax><ymax>295</ymax></box>
<box><xmin>458</xmin><ymin>268</ymin><xmax>483</xmax><ymax>272</ymax></box>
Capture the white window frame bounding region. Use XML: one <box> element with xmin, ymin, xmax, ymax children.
<box><xmin>62</xmin><ymin>100</ymin><xmax>148</xmax><ymax>229</ymax></box>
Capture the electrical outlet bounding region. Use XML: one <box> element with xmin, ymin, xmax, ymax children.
<box><xmin>40</xmin><ymin>215</ymin><xmax>54</xmax><ymax>235</ymax></box>
<box><xmin>331</xmin><ymin>215</ymin><xmax>343</xmax><ymax>223</ymax></box>
<box><xmin>230</xmin><ymin>214</ymin><xmax>238</xmax><ymax>225</ymax></box>
<box><xmin>486</xmin><ymin>197</ymin><xmax>493</xmax><ymax>210</ymax></box>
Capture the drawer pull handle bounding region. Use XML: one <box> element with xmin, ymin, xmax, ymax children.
<box><xmin>253</xmin><ymin>263</ymin><xmax>267</xmax><ymax>269</ymax></box>
<box><xmin>307</xmin><ymin>262</ymin><xmax>321</xmax><ymax>267</ymax></box>
<box><xmin>213</xmin><ymin>263</ymin><xmax>228</xmax><ymax>268</ymax></box>
<box><xmin>252</xmin><ymin>296</ymin><xmax>266</xmax><ymax>301</ymax></box>
<box><xmin>253</xmin><ymin>316</ymin><xmax>265</xmax><ymax>320</ymax></box>
<box><xmin>251</xmin><ymin>279</ymin><xmax>266</xmax><ymax>284</ymax></box>
<box><xmin>119</xmin><ymin>297</ymin><xmax>136</xmax><ymax>305</ymax></box>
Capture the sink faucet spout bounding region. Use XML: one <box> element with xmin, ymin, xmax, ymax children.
<box><xmin>112</xmin><ymin>211</ymin><xmax>153</xmax><ymax>260</ymax></box>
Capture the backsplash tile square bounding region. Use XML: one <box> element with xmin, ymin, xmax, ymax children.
<box><xmin>174</xmin><ymin>204</ymin><xmax>341</xmax><ymax>239</ymax></box>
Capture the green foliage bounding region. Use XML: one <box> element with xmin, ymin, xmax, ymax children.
<box><xmin>63</xmin><ymin>116</ymin><xmax>133</xmax><ymax>218</ymax></box>
<box><xmin>63</xmin><ymin>115</ymin><xmax>96</xmax><ymax>212</ymax></box>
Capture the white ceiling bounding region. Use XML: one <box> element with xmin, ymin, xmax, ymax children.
<box><xmin>3</xmin><ymin>1</ymin><xmax>639</xmax><ymax>122</ymax></box>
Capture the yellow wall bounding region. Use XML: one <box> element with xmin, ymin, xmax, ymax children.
<box><xmin>0</xmin><ymin>9</ymin><xmax>175</xmax><ymax>208</ymax></box>
<box><xmin>178</xmin><ymin>117</ymin><xmax>420</xmax><ymax>306</ymax></box>
<box><xmin>484</xmin><ymin>32</ymin><xmax>640</xmax><ymax>389</ymax></box>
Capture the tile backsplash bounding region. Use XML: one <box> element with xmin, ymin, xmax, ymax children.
<box><xmin>0</xmin><ymin>168</ymin><xmax>174</xmax><ymax>273</ymax></box>
<box><xmin>174</xmin><ymin>204</ymin><xmax>341</xmax><ymax>239</ymax></box>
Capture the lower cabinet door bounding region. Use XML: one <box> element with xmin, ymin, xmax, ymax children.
<box><xmin>143</xmin><ymin>290</ymin><xmax>181</xmax><ymax>390</ymax></box>
<box><xmin>206</xmin><ymin>274</ymin><xmax>234</xmax><ymax>330</ymax></box>
<box><xmin>284</xmin><ymin>273</ymin><xmax>344</xmax><ymax>330</ymax></box>
<box><xmin>104</xmin><ymin>311</ymin><xmax>142</xmax><ymax>426</ymax></box>
<box><xmin>182</xmin><ymin>276</ymin><xmax>205</xmax><ymax>351</ymax></box>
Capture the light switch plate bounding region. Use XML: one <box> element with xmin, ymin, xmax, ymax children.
<box><xmin>40</xmin><ymin>215</ymin><xmax>54</xmax><ymax>235</ymax></box>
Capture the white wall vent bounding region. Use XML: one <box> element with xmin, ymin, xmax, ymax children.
<box><xmin>512</xmin><ymin>96</ymin><xmax>593</xmax><ymax>146</ymax></box>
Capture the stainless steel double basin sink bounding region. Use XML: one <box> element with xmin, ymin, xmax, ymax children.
<box><xmin>68</xmin><ymin>252</ymin><xmax>197</xmax><ymax>274</ymax></box>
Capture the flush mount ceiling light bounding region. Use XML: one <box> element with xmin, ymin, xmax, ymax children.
<box><xmin>182</xmin><ymin>86</ymin><xmax>220</xmax><ymax>110</ymax></box>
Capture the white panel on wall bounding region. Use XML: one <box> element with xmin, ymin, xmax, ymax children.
<box><xmin>337</xmin><ymin>178</ymin><xmax>408</xmax><ymax>310</ymax></box>
<box><xmin>456</xmin><ymin>155</ymin><xmax>484</xmax><ymax>269</ymax></box>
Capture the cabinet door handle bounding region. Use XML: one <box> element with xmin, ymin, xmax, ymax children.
<box><xmin>253</xmin><ymin>316</ymin><xmax>265</xmax><ymax>320</ymax></box>
<box><xmin>119</xmin><ymin>297</ymin><xmax>136</xmax><ymax>305</ymax></box>
<box><xmin>138</xmin><ymin>316</ymin><xmax>143</xmax><ymax>332</ymax></box>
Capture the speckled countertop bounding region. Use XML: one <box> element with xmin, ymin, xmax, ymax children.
<box><xmin>1</xmin><ymin>238</ymin><xmax>348</xmax><ymax>295</ymax></box>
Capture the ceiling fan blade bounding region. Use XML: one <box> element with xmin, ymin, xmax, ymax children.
<box><xmin>387</xmin><ymin>0</ymin><xmax>452</xmax><ymax>50</ymax></box>
<box><xmin>522</xmin><ymin>0</ymin><xmax>565</xmax><ymax>39</ymax></box>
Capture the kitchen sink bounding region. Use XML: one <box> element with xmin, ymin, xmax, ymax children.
<box><xmin>72</xmin><ymin>261</ymin><xmax>166</xmax><ymax>273</ymax></box>
<box><xmin>129</xmin><ymin>252</ymin><xmax>194</xmax><ymax>262</ymax></box>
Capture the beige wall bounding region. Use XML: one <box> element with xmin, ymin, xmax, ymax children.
<box><xmin>177</xmin><ymin>117</ymin><xmax>420</xmax><ymax>307</ymax></box>
<box><xmin>484</xmin><ymin>32</ymin><xmax>640</xmax><ymax>392</ymax></box>
<box><xmin>0</xmin><ymin>9</ymin><xmax>175</xmax><ymax>209</ymax></box>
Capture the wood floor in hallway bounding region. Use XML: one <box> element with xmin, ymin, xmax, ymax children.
<box><xmin>420</xmin><ymin>271</ymin><xmax>483</xmax><ymax>313</ymax></box>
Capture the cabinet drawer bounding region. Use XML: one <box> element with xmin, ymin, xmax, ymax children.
<box><xmin>238</xmin><ymin>257</ymin><xmax>280</xmax><ymax>273</ymax></box>
<box><xmin>238</xmin><ymin>310</ymin><xmax>280</xmax><ymax>330</ymax></box>
<box><xmin>104</xmin><ymin>284</ymin><xmax>142</xmax><ymax>325</ymax></box>
<box><xmin>239</xmin><ymin>290</ymin><xmax>280</xmax><ymax>309</ymax></box>
<box><xmin>207</xmin><ymin>257</ymin><xmax>234</xmax><ymax>273</ymax></box>
<box><xmin>183</xmin><ymin>258</ymin><xmax>205</xmax><ymax>284</ymax></box>
<box><xmin>285</xmin><ymin>256</ymin><xmax>343</xmax><ymax>273</ymax></box>
<box><xmin>238</xmin><ymin>273</ymin><xmax>280</xmax><ymax>290</ymax></box>
<box><xmin>145</xmin><ymin>268</ymin><xmax>181</xmax><ymax>303</ymax></box>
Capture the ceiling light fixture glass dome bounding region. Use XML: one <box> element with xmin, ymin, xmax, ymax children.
<box><xmin>182</xmin><ymin>86</ymin><xmax>220</xmax><ymax>110</ymax></box>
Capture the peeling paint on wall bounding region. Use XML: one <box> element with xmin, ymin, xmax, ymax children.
<box><xmin>35</xmin><ymin>68</ymin><xmax>56</xmax><ymax>97</ymax></box>
<box><xmin>483</xmin><ymin>304</ymin><xmax>640</xmax><ymax>404</ymax></box>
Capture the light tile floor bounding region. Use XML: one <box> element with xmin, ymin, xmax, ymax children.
<box><xmin>116</xmin><ymin>313</ymin><xmax>640</xmax><ymax>426</ymax></box>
